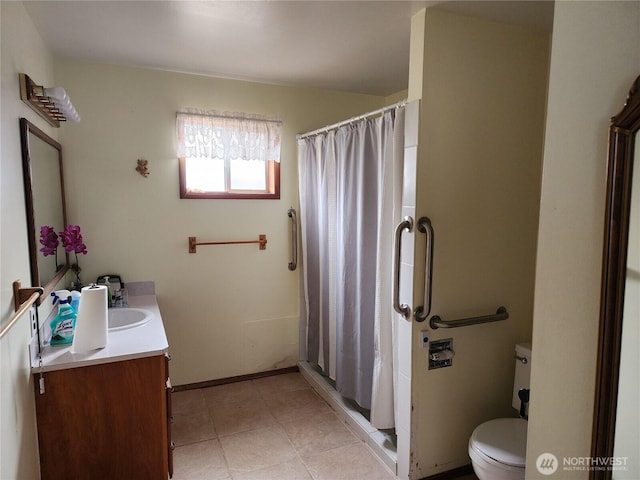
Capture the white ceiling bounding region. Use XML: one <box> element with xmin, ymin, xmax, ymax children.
<box><xmin>24</xmin><ymin>1</ymin><xmax>554</xmax><ymax>97</ymax></box>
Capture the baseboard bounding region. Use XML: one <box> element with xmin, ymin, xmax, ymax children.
<box><xmin>421</xmin><ymin>464</ymin><xmax>476</xmax><ymax>479</ymax></box>
<box><xmin>173</xmin><ymin>366</ymin><xmax>299</xmax><ymax>392</ymax></box>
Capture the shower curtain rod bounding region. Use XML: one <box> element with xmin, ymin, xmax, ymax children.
<box><xmin>297</xmin><ymin>99</ymin><xmax>407</xmax><ymax>140</ymax></box>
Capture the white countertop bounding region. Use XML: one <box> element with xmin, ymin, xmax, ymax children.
<box><xmin>32</xmin><ymin>293</ymin><xmax>169</xmax><ymax>373</ymax></box>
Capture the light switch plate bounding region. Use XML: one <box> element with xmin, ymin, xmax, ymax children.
<box><xmin>29</xmin><ymin>307</ymin><xmax>37</xmax><ymax>337</ymax></box>
<box><xmin>29</xmin><ymin>327</ymin><xmax>39</xmax><ymax>366</ymax></box>
<box><xmin>420</xmin><ymin>330</ymin><xmax>429</xmax><ymax>349</ymax></box>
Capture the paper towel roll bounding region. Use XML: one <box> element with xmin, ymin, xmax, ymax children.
<box><xmin>71</xmin><ymin>284</ymin><xmax>108</xmax><ymax>353</ymax></box>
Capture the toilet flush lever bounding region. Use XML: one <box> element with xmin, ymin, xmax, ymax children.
<box><xmin>430</xmin><ymin>349</ymin><xmax>455</xmax><ymax>362</ymax></box>
<box><xmin>518</xmin><ymin>388</ymin><xmax>530</xmax><ymax>420</ymax></box>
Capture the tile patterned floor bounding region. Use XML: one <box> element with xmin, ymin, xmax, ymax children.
<box><xmin>171</xmin><ymin>372</ymin><xmax>396</xmax><ymax>480</ymax></box>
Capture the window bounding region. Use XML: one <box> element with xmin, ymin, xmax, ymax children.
<box><xmin>177</xmin><ymin>109</ymin><xmax>282</xmax><ymax>199</ymax></box>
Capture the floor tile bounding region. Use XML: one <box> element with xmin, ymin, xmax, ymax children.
<box><xmin>172</xmin><ymin>439</ymin><xmax>230</xmax><ymax>480</ymax></box>
<box><xmin>173</xmin><ymin>388</ymin><xmax>208</xmax><ymax>415</ymax></box>
<box><xmin>302</xmin><ymin>443</ymin><xmax>395</xmax><ymax>480</ymax></box>
<box><xmin>172</xmin><ymin>388</ymin><xmax>216</xmax><ymax>446</ymax></box>
<box><xmin>231</xmin><ymin>458</ymin><xmax>313</xmax><ymax>480</ymax></box>
<box><xmin>209</xmin><ymin>397</ymin><xmax>276</xmax><ymax>436</ymax></box>
<box><xmin>172</xmin><ymin>408</ymin><xmax>217</xmax><ymax>446</ymax></box>
<box><xmin>203</xmin><ymin>380</ymin><xmax>261</xmax><ymax>406</ymax></box>
<box><xmin>219</xmin><ymin>424</ymin><xmax>298</xmax><ymax>475</ymax></box>
<box><xmin>171</xmin><ymin>373</ymin><xmax>405</xmax><ymax>479</ymax></box>
<box><xmin>252</xmin><ymin>372</ymin><xmax>310</xmax><ymax>398</ymax></box>
<box><xmin>280</xmin><ymin>410</ymin><xmax>359</xmax><ymax>457</ymax></box>
<box><xmin>262</xmin><ymin>387</ymin><xmax>332</xmax><ymax>423</ymax></box>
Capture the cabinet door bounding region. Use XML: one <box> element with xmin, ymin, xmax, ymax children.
<box><xmin>34</xmin><ymin>355</ymin><xmax>169</xmax><ymax>480</ymax></box>
<box><xmin>165</xmin><ymin>353</ymin><xmax>174</xmax><ymax>478</ymax></box>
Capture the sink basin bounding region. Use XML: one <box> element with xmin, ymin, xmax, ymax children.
<box><xmin>108</xmin><ymin>308</ymin><xmax>152</xmax><ymax>331</ymax></box>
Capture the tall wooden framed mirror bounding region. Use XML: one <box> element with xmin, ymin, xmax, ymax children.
<box><xmin>20</xmin><ymin>118</ymin><xmax>69</xmax><ymax>305</ymax></box>
<box><xmin>592</xmin><ymin>75</ymin><xmax>640</xmax><ymax>480</ymax></box>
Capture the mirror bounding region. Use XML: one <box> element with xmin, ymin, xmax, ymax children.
<box><xmin>611</xmin><ymin>135</ymin><xmax>639</xmax><ymax>478</ymax></box>
<box><xmin>20</xmin><ymin>118</ymin><xmax>69</xmax><ymax>305</ymax></box>
<box><xmin>592</xmin><ymin>75</ymin><xmax>640</xmax><ymax>480</ymax></box>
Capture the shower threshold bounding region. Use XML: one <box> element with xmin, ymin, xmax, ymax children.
<box><xmin>298</xmin><ymin>361</ymin><xmax>397</xmax><ymax>474</ymax></box>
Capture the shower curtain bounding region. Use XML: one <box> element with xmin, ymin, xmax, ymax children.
<box><xmin>298</xmin><ymin>106</ymin><xmax>405</xmax><ymax>429</ymax></box>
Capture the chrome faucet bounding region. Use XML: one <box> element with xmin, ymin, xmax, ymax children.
<box><xmin>113</xmin><ymin>289</ymin><xmax>128</xmax><ymax>308</ymax></box>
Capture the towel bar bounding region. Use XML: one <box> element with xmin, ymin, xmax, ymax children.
<box><xmin>0</xmin><ymin>281</ymin><xmax>44</xmax><ymax>340</ymax></box>
<box><xmin>188</xmin><ymin>235</ymin><xmax>267</xmax><ymax>253</ymax></box>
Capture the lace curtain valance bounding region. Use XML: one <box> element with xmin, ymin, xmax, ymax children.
<box><xmin>176</xmin><ymin>109</ymin><xmax>282</xmax><ymax>162</ymax></box>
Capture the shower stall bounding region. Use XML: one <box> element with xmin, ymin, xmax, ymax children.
<box><xmin>295</xmin><ymin>101</ymin><xmax>411</xmax><ymax>474</ymax></box>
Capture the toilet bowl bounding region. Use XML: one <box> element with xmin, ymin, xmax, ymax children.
<box><xmin>468</xmin><ymin>343</ymin><xmax>531</xmax><ymax>480</ymax></box>
<box><xmin>468</xmin><ymin>417</ymin><xmax>527</xmax><ymax>480</ymax></box>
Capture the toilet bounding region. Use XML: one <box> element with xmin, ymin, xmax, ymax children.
<box><xmin>468</xmin><ymin>342</ymin><xmax>532</xmax><ymax>480</ymax></box>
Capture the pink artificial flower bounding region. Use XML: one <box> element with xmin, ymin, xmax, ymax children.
<box><xmin>39</xmin><ymin>225</ymin><xmax>59</xmax><ymax>256</ymax></box>
<box><xmin>59</xmin><ymin>225</ymin><xmax>87</xmax><ymax>255</ymax></box>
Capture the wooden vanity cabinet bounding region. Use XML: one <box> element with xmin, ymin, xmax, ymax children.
<box><xmin>34</xmin><ymin>354</ymin><xmax>173</xmax><ymax>480</ymax></box>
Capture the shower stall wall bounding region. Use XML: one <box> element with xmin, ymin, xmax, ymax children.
<box><xmin>297</xmin><ymin>102</ymin><xmax>405</xmax><ymax>431</ymax></box>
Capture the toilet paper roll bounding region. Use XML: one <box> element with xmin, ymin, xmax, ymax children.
<box><xmin>71</xmin><ymin>284</ymin><xmax>108</xmax><ymax>353</ymax></box>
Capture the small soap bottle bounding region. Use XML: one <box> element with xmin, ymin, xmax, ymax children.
<box><xmin>104</xmin><ymin>276</ymin><xmax>112</xmax><ymax>308</ymax></box>
<box><xmin>70</xmin><ymin>290</ymin><xmax>81</xmax><ymax>314</ymax></box>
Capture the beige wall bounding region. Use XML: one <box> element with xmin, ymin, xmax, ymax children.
<box><xmin>527</xmin><ymin>2</ymin><xmax>640</xmax><ymax>478</ymax></box>
<box><xmin>53</xmin><ymin>61</ymin><xmax>386</xmax><ymax>386</ymax></box>
<box><xmin>0</xmin><ymin>3</ymin><xmax>61</xmax><ymax>478</ymax></box>
<box><xmin>409</xmin><ymin>8</ymin><xmax>549</xmax><ymax>478</ymax></box>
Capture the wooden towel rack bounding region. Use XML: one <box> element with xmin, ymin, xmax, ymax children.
<box><xmin>0</xmin><ymin>280</ymin><xmax>44</xmax><ymax>340</ymax></box>
<box><xmin>188</xmin><ymin>235</ymin><xmax>267</xmax><ymax>253</ymax></box>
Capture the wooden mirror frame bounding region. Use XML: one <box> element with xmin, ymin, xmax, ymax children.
<box><xmin>591</xmin><ymin>74</ymin><xmax>640</xmax><ymax>480</ymax></box>
<box><xmin>20</xmin><ymin>118</ymin><xmax>69</xmax><ymax>305</ymax></box>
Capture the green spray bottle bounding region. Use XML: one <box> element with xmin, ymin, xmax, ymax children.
<box><xmin>50</xmin><ymin>290</ymin><xmax>76</xmax><ymax>346</ymax></box>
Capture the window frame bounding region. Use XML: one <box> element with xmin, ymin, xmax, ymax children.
<box><xmin>178</xmin><ymin>157</ymin><xmax>280</xmax><ymax>199</ymax></box>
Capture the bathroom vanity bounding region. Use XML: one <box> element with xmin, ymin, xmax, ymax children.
<box><xmin>31</xmin><ymin>286</ymin><xmax>172</xmax><ymax>479</ymax></box>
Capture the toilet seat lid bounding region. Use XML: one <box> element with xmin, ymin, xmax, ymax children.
<box><xmin>470</xmin><ymin>418</ymin><xmax>527</xmax><ymax>467</ymax></box>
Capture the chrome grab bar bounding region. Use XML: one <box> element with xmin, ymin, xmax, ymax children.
<box><xmin>287</xmin><ymin>208</ymin><xmax>298</xmax><ymax>271</ymax></box>
<box><xmin>393</xmin><ymin>216</ymin><xmax>414</xmax><ymax>319</ymax></box>
<box><xmin>429</xmin><ymin>306</ymin><xmax>509</xmax><ymax>329</ymax></box>
<box><xmin>414</xmin><ymin>217</ymin><xmax>434</xmax><ymax>322</ymax></box>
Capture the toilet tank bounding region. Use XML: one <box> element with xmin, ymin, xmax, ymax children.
<box><xmin>512</xmin><ymin>342</ymin><xmax>532</xmax><ymax>411</ymax></box>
